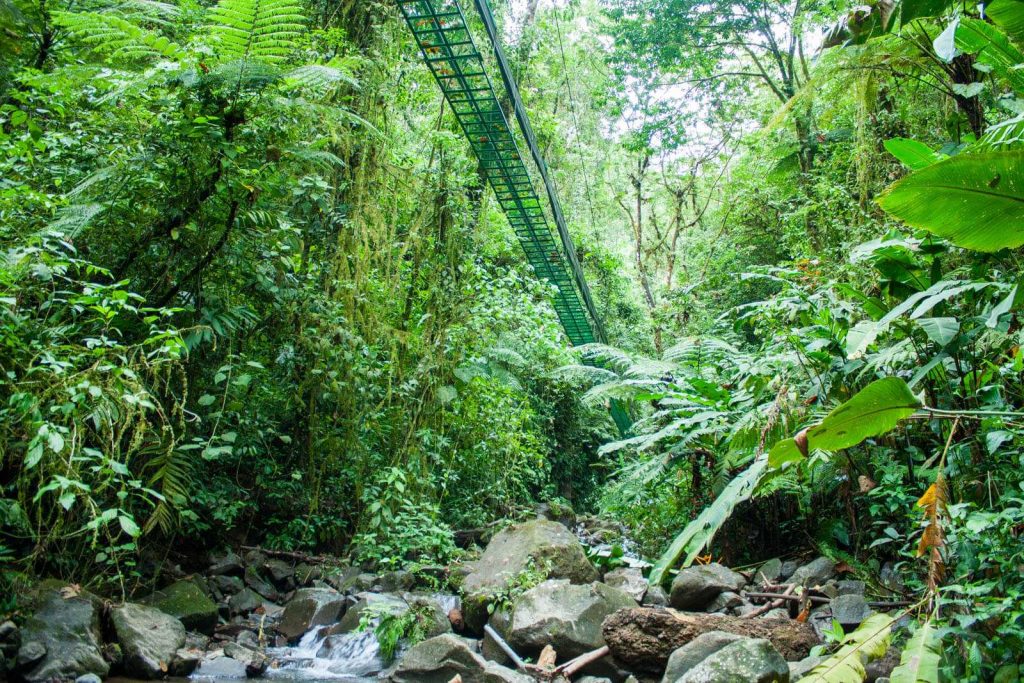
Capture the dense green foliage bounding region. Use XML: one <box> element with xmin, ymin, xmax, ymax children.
<box><xmin>4</xmin><ymin>0</ymin><xmax>1024</xmax><ymax>677</ymax></box>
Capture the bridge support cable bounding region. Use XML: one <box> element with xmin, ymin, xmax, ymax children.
<box><xmin>396</xmin><ymin>0</ymin><xmax>631</xmax><ymax>434</ymax></box>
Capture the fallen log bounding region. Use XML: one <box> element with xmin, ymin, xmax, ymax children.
<box><xmin>602</xmin><ymin>607</ymin><xmax>819</xmax><ymax>674</ymax></box>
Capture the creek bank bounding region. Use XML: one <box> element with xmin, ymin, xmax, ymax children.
<box><xmin>3</xmin><ymin>513</ymin><xmax>900</xmax><ymax>683</ymax></box>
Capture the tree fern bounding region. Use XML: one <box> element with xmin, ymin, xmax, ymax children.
<box><xmin>206</xmin><ymin>0</ymin><xmax>305</xmax><ymax>65</ymax></box>
<box><xmin>802</xmin><ymin>613</ymin><xmax>895</xmax><ymax>683</ymax></box>
<box><xmin>52</xmin><ymin>11</ymin><xmax>185</xmax><ymax>62</ymax></box>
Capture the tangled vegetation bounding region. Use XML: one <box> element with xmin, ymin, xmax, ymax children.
<box><xmin>3</xmin><ymin>0</ymin><xmax>1024</xmax><ymax>678</ymax></box>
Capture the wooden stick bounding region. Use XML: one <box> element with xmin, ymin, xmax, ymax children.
<box><xmin>484</xmin><ymin>624</ymin><xmax>527</xmax><ymax>671</ymax></box>
<box><xmin>554</xmin><ymin>645</ymin><xmax>610</xmax><ymax>677</ymax></box>
<box><xmin>745</xmin><ymin>591</ymin><xmax>831</xmax><ymax>604</ymax></box>
<box><xmin>741</xmin><ymin>583</ymin><xmax>798</xmax><ymax>619</ymax></box>
<box><xmin>240</xmin><ymin>545</ymin><xmax>339</xmax><ymax>564</ymax></box>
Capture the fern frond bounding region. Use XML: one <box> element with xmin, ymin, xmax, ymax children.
<box><xmin>53</xmin><ymin>10</ymin><xmax>185</xmax><ymax>62</ymax></box>
<box><xmin>977</xmin><ymin>112</ymin><xmax>1024</xmax><ymax>149</ymax></box>
<box><xmin>47</xmin><ymin>203</ymin><xmax>105</xmax><ymax>237</ymax></box>
<box><xmin>576</xmin><ymin>343</ymin><xmax>634</xmax><ymax>373</ymax></box>
<box><xmin>284</xmin><ymin>64</ymin><xmax>358</xmax><ymax>96</ymax></box>
<box><xmin>890</xmin><ymin>619</ymin><xmax>941</xmax><ymax>683</ymax></box>
<box><xmin>206</xmin><ymin>0</ymin><xmax>306</xmax><ymax>65</ymax></box>
<box><xmin>802</xmin><ymin>613</ymin><xmax>894</xmax><ymax>683</ymax></box>
<box><xmin>581</xmin><ymin>378</ymin><xmax>665</xmax><ymax>406</ymax></box>
<box><xmin>549</xmin><ymin>363</ymin><xmax>620</xmax><ymax>384</ymax></box>
<box><xmin>143</xmin><ymin>443</ymin><xmax>196</xmax><ymax>534</ymax></box>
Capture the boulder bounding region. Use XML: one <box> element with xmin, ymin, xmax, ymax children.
<box><xmin>405</xmin><ymin>594</ymin><xmax>456</xmax><ymax>638</ymax></box>
<box><xmin>263</xmin><ymin>558</ymin><xmax>296</xmax><ymax>588</ymax></box>
<box><xmin>144</xmin><ymin>579</ymin><xmax>218</xmax><ymax>634</ymax></box>
<box><xmin>837</xmin><ymin>580</ymin><xmax>866</xmax><ymax>596</ymax></box>
<box><xmin>707</xmin><ymin>591</ymin><xmax>743</xmax><ymax>614</ymax></box>
<box><xmin>830</xmin><ymin>594</ymin><xmax>872</xmax><ymax>629</ymax></box>
<box><xmin>669</xmin><ymin>564</ymin><xmax>746</xmax><ymax>610</ymax></box>
<box><xmin>603</xmin><ymin>568</ymin><xmax>646</xmax><ymax>603</ymax></box>
<box><xmin>602</xmin><ymin>608</ymin><xmax>818</xmax><ymax>673</ymax></box>
<box><xmin>391</xmin><ymin>634</ymin><xmax>533</xmax><ymax>683</ymax></box>
<box><xmin>17</xmin><ymin>591</ymin><xmax>108</xmax><ymax>681</ymax></box>
<box><xmin>461</xmin><ymin>520</ymin><xmax>597</xmax><ymax>630</ymax></box>
<box><xmin>677</xmin><ymin>638</ymin><xmax>788</xmax><ymax>683</ymax></box>
<box><xmin>111</xmin><ymin>603</ymin><xmax>187</xmax><ymax>678</ymax></box>
<box><xmin>789</xmin><ymin>655</ymin><xmax>827</xmax><ymax>681</ymax></box>
<box><xmin>790</xmin><ymin>557</ymin><xmax>835</xmax><ymax>588</ymax></box>
<box><xmin>224</xmin><ymin>641</ymin><xmax>268</xmax><ymax>676</ymax></box>
<box><xmin>228</xmin><ymin>588</ymin><xmax>264</xmax><ymax>616</ymax></box>
<box><xmin>278</xmin><ymin>587</ymin><xmax>347</xmax><ymax>641</ymax></box>
<box><xmin>756</xmin><ymin>559</ymin><xmax>784</xmax><ymax>585</ymax></box>
<box><xmin>75</xmin><ymin>675</ymin><xmax>102</xmax><ymax>683</ymax></box>
<box><xmin>504</xmin><ymin>580</ymin><xmax>636</xmax><ymax>659</ymax></box>
<box><xmin>338</xmin><ymin>593</ymin><xmax>410</xmax><ymax>633</ymax></box>
<box><xmin>208</xmin><ymin>550</ymin><xmax>244</xmax><ymax>576</ymax></box>
<box><xmin>243</xmin><ymin>565</ymin><xmax>280</xmax><ymax>602</ymax></box>
<box><xmin>193</xmin><ymin>651</ymin><xmax>248</xmax><ymax>678</ymax></box>
<box><xmin>378</xmin><ymin>570</ymin><xmax>416</xmax><ymax>592</ymax></box>
<box><xmin>661</xmin><ymin>631</ymin><xmax>745</xmax><ymax>683</ymax></box>
<box><xmin>642</xmin><ymin>586</ymin><xmax>669</xmax><ymax>607</ymax></box>
<box><xmin>213</xmin><ymin>575</ymin><xmax>245</xmax><ymax>596</ymax></box>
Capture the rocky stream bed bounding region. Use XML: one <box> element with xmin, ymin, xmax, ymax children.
<box><xmin>1</xmin><ymin>515</ymin><xmax>903</xmax><ymax>683</ymax></box>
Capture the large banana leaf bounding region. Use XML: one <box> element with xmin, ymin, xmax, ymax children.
<box><xmin>877</xmin><ymin>151</ymin><xmax>1024</xmax><ymax>252</ymax></box>
<box><xmin>988</xmin><ymin>0</ymin><xmax>1024</xmax><ymax>45</ymax></box>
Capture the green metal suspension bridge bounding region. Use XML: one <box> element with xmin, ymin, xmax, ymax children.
<box><xmin>395</xmin><ymin>0</ymin><xmax>631</xmax><ymax>432</ymax></box>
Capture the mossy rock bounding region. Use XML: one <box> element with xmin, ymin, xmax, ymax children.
<box><xmin>143</xmin><ymin>580</ymin><xmax>217</xmax><ymax>635</ymax></box>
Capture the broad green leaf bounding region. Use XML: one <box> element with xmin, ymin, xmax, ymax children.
<box><xmin>119</xmin><ymin>514</ymin><xmax>141</xmax><ymax>538</ymax></box>
<box><xmin>900</xmin><ymin>0</ymin><xmax>953</xmax><ymax>25</ymax></box>
<box><xmin>988</xmin><ymin>0</ymin><xmax>1024</xmax><ymax>45</ymax></box>
<box><xmin>768</xmin><ymin>438</ymin><xmax>803</xmax><ymax>468</ymax></box>
<box><xmin>803</xmin><ymin>614</ymin><xmax>895</xmax><ymax>683</ymax></box>
<box><xmin>806</xmin><ymin>378</ymin><xmax>922</xmax><ymax>452</ymax></box>
<box><xmin>649</xmin><ymin>456</ymin><xmax>768</xmax><ymax>585</ymax></box>
<box><xmin>884</xmin><ymin>138</ymin><xmax>940</xmax><ymax>170</ymax></box>
<box><xmin>917</xmin><ymin>317</ymin><xmax>959</xmax><ymax>346</ymax></box>
<box><xmin>987</xmin><ymin>284</ymin><xmax>1019</xmax><ymax>328</ymax></box>
<box><xmin>955</xmin><ymin>19</ymin><xmax>1024</xmax><ymax>93</ymax></box>
<box><xmin>877</xmin><ymin>151</ymin><xmax>1024</xmax><ymax>252</ymax></box>
<box><xmin>890</xmin><ymin>620</ymin><xmax>941</xmax><ymax>683</ymax></box>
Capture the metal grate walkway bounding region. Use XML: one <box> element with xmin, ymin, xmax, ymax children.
<box><xmin>396</xmin><ymin>0</ymin><xmax>597</xmax><ymax>346</ymax></box>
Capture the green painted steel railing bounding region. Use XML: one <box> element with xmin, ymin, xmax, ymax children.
<box><xmin>396</xmin><ymin>0</ymin><xmax>631</xmax><ymax>434</ymax></box>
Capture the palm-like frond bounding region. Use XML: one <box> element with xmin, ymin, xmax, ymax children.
<box><xmin>53</xmin><ymin>10</ymin><xmax>185</xmax><ymax>62</ymax></box>
<box><xmin>206</xmin><ymin>0</ymin><xmax>306</xmax><ymax>65</ymax></box>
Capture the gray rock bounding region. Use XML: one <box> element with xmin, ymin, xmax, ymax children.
<box><xmin>576</xmin><ymin>677</ymin><xmax>613</xmax><ymax>683</ymax></box>
<box><xmin>243</xmin><ymin>565</ymin><xmax>280</xmax><ymax>602</ymax></box>
<box><xmin>789</xmin><ymin>655</ymin><xmax>827</xmax><ymax>681</ymax></box>
<box><xmin>378</xmin><ymin>570</ymin><xmax>415</xmax><ymax>592</ymax></box>
<box><xmin>763</xmin><ymin>607</ymin><xmax>790</xmax><ymax>620</ymax></box>
<box><xmin>661</xmin><ymin>631</ymin><xmax>745</xmax><ymax>683</ymax></box>
<box><xmin>338</xmin><ymin>593</ymin><xmax>410</xmax><ymax>633</ymax></box>
<box><xmin>294</xmin><ymin>563</ymin><xmax>323</xmax><ymax>586</ymax></box>
<box><xmin>678</xmin><ymin>638</ymin><xmax>789</xmax><ymax>683</ymax></box>
<box><xmin>18</xmin><ymin>591</ymin><xmax>108</xmax><ymax>681</ymax></box>
<box><xmin>461</xmin><ymin>520</ymin><xmax>598</xmax><ymax>631</ymax></box>
<box><xmin>669</xmin><ymin>564</ymin><xmax>746</xmax><ymax>610</ymax></box>
<box><xmin>224</xmin><ymin>641</ymin><xmax>268</xmax><ymax>676</ymax></box>
<box><xmin>603</xmin><ymin>567</ymin><xmax>646</xmax><ymax>603</ymax></box>
<box><xmin>169</xmin><ymin>646</ymin><xmax>203</xmax><ymax>676</ymax></box>
<box><xmin>756</xmin><ymin>559</ymin><xmax>783</xmax><ymax>585</ymax></box>
<box><xmin>404</xmin><ymin>594</ymin><xmax>455</xmax><ymax>638</ymax></box>
<box><xmin>391</xmin><ymin>634</ymin><xmax>533</xmax><ymax>683</ymax></box>
<box><xmin>111</xmin><ymin>602</ymin><xmax>187</xmax><ymax>679</ymax></box>
<box><xmin>505</xmin><ymin>579</ymin><xmax>636</xmax><ymax>659</ymax></box>
<box><xmin>214</xmin><ymin>575</ymin><xmax>245</xmax><ymax>596</ymax></box>
<box><xmin>790</xmin><ymin>557</ymin><xmax>835</xmax><ymax>588</ymax></box>
<box><xmin>17</xmin><ymin>641</ymin><xmax>45</xmax><ymax>669</ymax></box>
<box><xmin>143</xmin><ymin>579</ymin><xmax>218</xmax><ymax>635</ymax></box>
<box><xmin>642</xmin><ymin>586</ymin><xmax>669</xmax><ymax>607</ymax></box>
<box><xmin>194</xmin><ymin>651</ymin><xmax>248</xmax><ymax>678</ymax></box>
<box><xmin>236</xmin><ymin>630</ymin><xmax>260</xmax><ymax>649</ymax></box>
<box><xmin>209</xmin><ymin>550</ymin><xmax>244</xmax><ymax>576</ymax></box>
<box><xmin>779</xmin><ymin>561</ymin><xmax>799</xmax><ymax>581</ymax></box>
<box><xmin>75</xmin><ymin>675</ymin><xmax>102</xmax><ymax>683</ymax></box>
<box><xmin>228</xmin><ymin>588</ymin><xmax>264</xmax><ymax>616</ymax></box>
<box><xmin>323</xmin><ymin>566</ymin><xmax>363</xmax><ymax>592</ymax></box>
<box><xmin>837</xmin><ymin>580</ymin><xmax>866</xmax><ymax>596</ymax></box>
<box><xmin>831</xmin><ymin>594</ymin><xmax>872</xmax><ymax>629</ymax></box>
<box><xmin>263</xmin><ymin>559</ymin><xmax>296</xmax><ymax>589</ymax></box>
<box><xmin>707</xmin><ymin>591</ymin><xmax>743</xmax><ymax>613</ymax></box>
<box><xmin>278</xmin><ymin>587</ymin><xmax>347</xmax><ymax>641</ymax></box>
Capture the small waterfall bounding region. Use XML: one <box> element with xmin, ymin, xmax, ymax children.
<box><xmin>265</xmin><ymin>627</ymin><xmax>384</xmax><ymax>680</ymax></box>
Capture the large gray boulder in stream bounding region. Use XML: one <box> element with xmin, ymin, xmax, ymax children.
<box><xmin>17</xmin><ymin>591</ymin><xmax>109</xmax><ymax>682</ymax></box>
<box><xmin>461</xmin><ymin>520</ymin><xmax>598</xmax><ymax>632</ymax></box>
<box><xmin>391</xmin><ymin>634</ymin><xmax>533</xmax><ymax>683</ymax></box>
<box><xmin>278</xmin><ymin>587</ymin><xmax>347</xmax><ymax>641</ymax></box>
<box><xmin>662</xmin><ymin>631</ymin><xmax>745</xmax><ymax>683</ymax></box>
<box><xmin>143</xmin><ymin>579</ymin><xmax>218</xmax><ymax>634</ymax></box>
<box><xmin>669</xmin><ymin>563</ymin><xmax>747</xmax><ymax>610</ymax></box>
<box><xmin>111</xmin><ymin>602</ymin><xmax>187</xmax><ymax>678</ymax></box>
<box><xmin>504</xmin><ymin>579</ymin><xmax>636</xmax><ymax>659</ymax></box>
<box><xmin>677</xmin><ymin>638</ymin><xmax>789</xmax><ymax>683</ymax></box>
